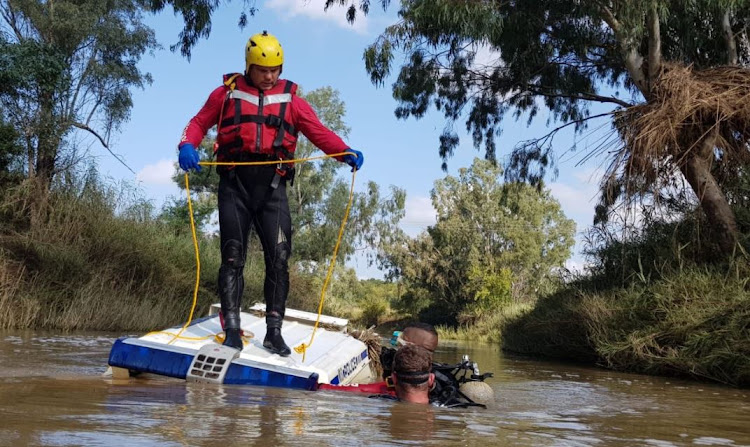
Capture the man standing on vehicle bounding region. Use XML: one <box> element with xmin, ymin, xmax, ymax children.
<box><xmin>177</xmin><ymin>31</ymin><xmax>364</xmax><ymax>356</ymax></box>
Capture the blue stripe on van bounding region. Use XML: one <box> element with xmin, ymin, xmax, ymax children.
<box><xmin>108</xmin><ymin>337</ymin><xmax>318</xmax><ymax>390</ymax></box>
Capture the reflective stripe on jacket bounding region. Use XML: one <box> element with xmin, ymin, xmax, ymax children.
<box><xmin>215</xmin><ymin>75</ymin><xmax>298</xmax><ymax>161</ymax></box>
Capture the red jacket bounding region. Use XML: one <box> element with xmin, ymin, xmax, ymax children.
<box><xmin>179</xmin><ymin>75</ymin><xmax>349</xmax><ymax>161</ymax></box>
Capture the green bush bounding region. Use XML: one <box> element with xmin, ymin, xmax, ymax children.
<box><xmin>359</xmin><ymin>297</ymin><xmax>388</xmax><ymax>328</ymax></box>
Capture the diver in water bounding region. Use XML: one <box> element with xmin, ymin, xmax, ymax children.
<box><xmin>389</xmin><ymin>344</ymin><xmax>434</xmax><ymax>404</ymax></box>
<box><xmin>321</xmin><ymin>322</ymin><xmax>493</xmax><ymax>408</ymax></box>
<box><xmin>380</xmin><ymin>322</ymin><xmax>438</xmax><ymax>379</ymax></box>
<box><xmin>384</xmin><ymin>323</ymin><xmax>493</xmax><ymax>407</ymax></box>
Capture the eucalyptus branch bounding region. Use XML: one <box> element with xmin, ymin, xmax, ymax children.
<box><xmin>84</xmin><ymin>99</ymin><xmax>100</xmax><ymax>126</ymax></box>
<box><xmin>69</xmin><ymin>45</ymin><xmax>98</xmax><ymax>117</ymax></box>
<box><xmin>72</xmin><ymin>122</ymin><xmax>108</xmax><ymax>148</ymax></box>
<box><xmin>526</xmin><ymin>87</ymin><xmax>633</xmax><ymax>108</ymax></box>
<box><xmin>515</xmin><ymin>111</ymin><xmax>616</xmax><ymax>154</ymax></box>
<box><xmin>597</xmin><ymin>2</ymin><xmax>621</xmax><ymax>34</ymax></box>
<box><xmin>72</xmin><ymin>121</ymin><xmax>135</xmax><ymax>175</ymax></box>
<box><xmin>647</xmin><ymin>1</ymin><xmax>662</xmax><ymax>88</ymax></box>
<box><xmin>721</xmin><ymin>8</ymin><xmax>738</xmax><ymax>65</ymax></box>
<box><xmin>596</xmin><ymin>1</ymin><xmax>648</xmax><ymax>95</ymax></box>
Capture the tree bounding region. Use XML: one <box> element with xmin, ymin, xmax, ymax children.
<box><xmin>142</xmin><ymin>0</ymin><xmax>257</xmax><ymax>58</ymax></box>
<box><xmin>0</xmin><ymin>0</ymin><xmax>158</xmax><ymax>190</ymax></box>
<box><xmin>385</xmin><ymin>158</ymin><xmax>575</xmax><ymax>323</ymax></box>
<box><xmin>332</xmin><ymin>0</ymin><xmax>750</xmax><ymax>255</ymax></box>
<box><xmin>164</xmin><ymin>86</ymin><xmax>406</xmax><ymax>265</ymax></box>
<box><xmin>0</xmin><ymin>113</ymin><xmax>23</xmax><ymax>188</ymax></box>
<box><xmin>0</xmin><ymin>0</ymin><xmax>264</xmax><ymax>192</ymax></box>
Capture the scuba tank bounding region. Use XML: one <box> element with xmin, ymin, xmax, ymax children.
<box><xmin>430</xmin><ymin>354</ymin><xmax>494</xmax><ymax>408</ymax></box>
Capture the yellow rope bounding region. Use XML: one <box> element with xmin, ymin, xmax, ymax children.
<box><xmin>207</xmin><ymin>152</ymin><xmax>349</xmax><ymax>166</ymax></box>
<box><xmin>167</xmin><ymin>151</ymin><xmax>357</xmax><ymax>358</ymax></box>
<box><xmin>212</xmin><ymin>331</ymin><xmax>254</xmax><ymax>345</ymax></box>
<box><xmin>152</xmin><ymin>330</ymin><xmax>254</xmax><ymax>344</ymax></box>
<box><xmin>294</xmin><ymin>170</ymin><xmax>356</xmax><ymax>362</ymax></box>
<box><xmin>167</xmin><ymin>172</ymin><xmax>201</xmax><ymax>345</ymax></box>
<box><xmin>149</xmin><ymin>330</ymin><xmax>213</xmax><ymax>341</ymax></box>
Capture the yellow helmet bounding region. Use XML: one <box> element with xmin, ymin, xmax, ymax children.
<box><xmin>245</xmin><ymin>31</ymin><xmax>283</xmax><ymax>72</ymax></box>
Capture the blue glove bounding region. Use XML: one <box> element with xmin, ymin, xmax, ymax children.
<box><xmin>178</xmin><ymin>143</ymin><xmax>201</xmax><ymax>172</ymax></box>
<box><xmin>342</xmin><ymin>149</ymin><xmax>364</xmax><ymax>172</ymax></box>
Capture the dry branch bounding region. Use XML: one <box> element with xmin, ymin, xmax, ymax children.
<box><xmin>612</xmin><ymin>63</ymin><xmax>750</xmax><ymax>196</ymax></box>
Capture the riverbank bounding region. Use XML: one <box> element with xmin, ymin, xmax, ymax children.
<box><xmin>0</xmin><ymin>180</ymin><xmax>220</xmax><ymax>331</ymax></box>
<box><xmin>429</xmin><ymin>303</ymin><xmax>531</xmax><ymax>343</ymax></box>
<box><xmin>502</xmin><ymin>262</ymin><xmax>750</xmax><ymax>387</ymax></box>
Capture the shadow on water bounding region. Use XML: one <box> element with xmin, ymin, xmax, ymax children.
<box><xmin>0</xmin><ymin>331</ymin><xmax>748</xmax><ymax>446</ymax></box>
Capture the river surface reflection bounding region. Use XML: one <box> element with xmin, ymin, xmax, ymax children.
<box><xmin>0</xmin><ymin>330</ymin><xmax>748</xmax><ymax>446</ymax></box>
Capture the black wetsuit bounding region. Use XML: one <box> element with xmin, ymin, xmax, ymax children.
<box><xmin>218</xmin><ymin>162</ymin><xmax>291</xmax><ymax>331</ymax></box>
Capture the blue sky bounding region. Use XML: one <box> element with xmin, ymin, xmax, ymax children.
<box><xmin>95</xmin><ymin>0</ymin><xmax>616</xmax><ymax>278</ymax></box>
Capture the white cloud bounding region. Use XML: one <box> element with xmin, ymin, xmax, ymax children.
<box><xmin>548</xmin><ymin>168</ymin><xmax>602</xmax><ymax>223</ymax></box>
<box><xmin>136</xmin><ymin>159</ymin><xmax>176</xmax><ymax>186</ymax></box>
<box><xmin>573</xmin><ymin>166</ymin><xmax>605</xmax><ymax>184</ymax></box>
<box><xmin>472</xmin><ymin>43</ymin><xmax>502</xmax><ymax>69</ymax></box>
<box><xmin>400</xmin><ymin>196</ymin><xmax>437</xmax><ymax>236</ymax></box>
<box><xmin>265</xmin><ymin>0</ymin><xmax>369</xmax><ymax>34</ymax></box>
<box><xmin>549</xmin><ymin>182</ymin><xmax>596</xmax><ymax>219</ymax></box>
<box><xmin>547</xmin><ymin>168</ymin><xmax>603</xmax><ymax>269</ymax></box>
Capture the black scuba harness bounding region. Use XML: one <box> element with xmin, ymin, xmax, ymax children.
<box><xmin>430</xmin><ymin>356</ymin><xmax>493</xmax><ymax>409</ymax></box>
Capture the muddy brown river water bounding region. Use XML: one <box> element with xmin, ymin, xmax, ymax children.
<box><xmin>0</xmin><ymin>330</ymin><xmax>748</xmax><ymax>446</ymax></box>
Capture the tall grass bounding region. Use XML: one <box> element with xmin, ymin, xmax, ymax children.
<box><xmin>0</xmin><ymin>177</ymin><xmax>223</xmax><ymax>331</ymax></box>
<box><xmin>503</xmin><ymin>261</ymin><xmax>750</xmax><ymax>386</ymax></box>
<box><xmin>0</xmin><ymin>175</ymin><xmax>394</xmax><ymax>332</ymax></box>
<box><xmin>501</xmin><ymin>201</ymin><xmax>750</xmax><ymax>387</ymax></box>
<box><xmin>586</xmin><ymin>264</ymin><xmax>750</xmax><ymax>386</ymax></box>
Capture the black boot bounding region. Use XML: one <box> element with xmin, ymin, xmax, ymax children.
<box><xmin>218</xmin><ymin>241</ymin><xmax>245</xmax><ymax>351</ymax></box>
<box><xmin>223</xmin><ymin>328</ymin><xmax>243</xmax><ymax>350</ymax></box>
<box><xmin>263</xmin><ymin>327</ymin><xmax>291</xmax><ymax>356</ymax></box>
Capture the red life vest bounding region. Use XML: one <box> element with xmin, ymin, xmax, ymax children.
<box><xmin>215</xmin><ymin>74</ymin><xmax>299</xmax><ymax>162</ymax></box>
